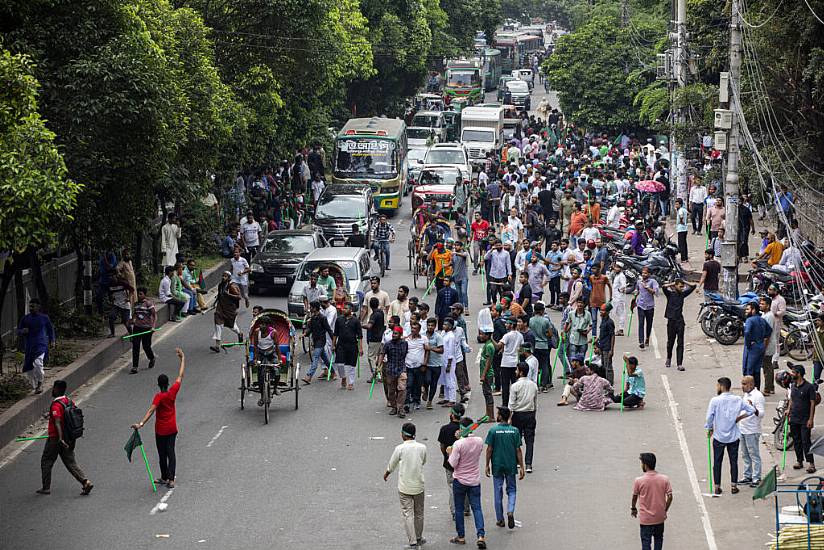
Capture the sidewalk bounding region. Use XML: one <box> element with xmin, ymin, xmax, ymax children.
<box><xmin>0</xmin><ymin>260</ymin><xmax>228</xmax><ymax>449</ymax></box>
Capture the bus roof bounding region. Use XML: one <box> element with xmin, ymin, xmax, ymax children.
<box><xmin>446</xmin><ymin>59</ymin><xmax>482</xmax><ymax>70</ymax></box>
<box><xmin>337</xmin><ymin>117</ymin><xmax>405</xmax><ymax>139</ymax></box>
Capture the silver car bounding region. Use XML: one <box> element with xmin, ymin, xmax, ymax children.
<box><xmin>287</xmin><ymin>247</ymin><xmax>377</xmax><ymax>319</ymax></box>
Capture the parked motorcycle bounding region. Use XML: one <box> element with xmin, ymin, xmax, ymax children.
<box><xmin>617</xmin><ymin>241</ymin><xmax>683</xmax><ymax>289</ymax></box>
<box><xmin>697</xmin><ymin>292</ymin><xmax>759</xmax><ymax>342</ymax></box>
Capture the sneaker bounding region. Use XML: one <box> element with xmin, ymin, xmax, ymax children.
<box><xmin>677</xmin><ymin>365</ymin><xmax>685</xmax><ymax>371</ymax></box>
<box><xmin>389</xmin><ymin>408</ymin><xmax>398</xmax><ymax>416</ymax></box>
<box><xmin>398</xmin><ymin>412</ymin><xmax>406</xmax><ymax>419</ymax></box>
<box><xmin>148</xmin><ymin>358</ymin><xmax>156</xmax><ymax>369</ymax></box>
<box><xmin>130</xmin><ymin>367</ymin><xmax>138</xmax><ymax>374</ymax></box>
<box><xmin>639</xmin><ymin>343</ymin><xmax>645</xmax><ymax>349</ymax></box>
<box><xmin>665</xmin><ymin>362</ymin><xmax>671</xmax><ymax>368</ymax></box>
<box><xmin>737</xmin><ymin>478</ymin><xmax>752</xmax><ymax>484</ymax></box>
<box><xmin>525</xmin><ymin>465</ymin><xmax>533</xmax><ymax>473</ymax></box>
<box><xmin>507</xmin><ymin>512</ymin><xmax>515</xmax><ymax>529</ymax></box>
<box><xmin>750</xmin><ymin>480</ymin><xmax>761</xmax><ymax>488</ymax></box>
<box><xmin>34</xmin><ymin>383</ymin><xmax>42</xmax><ymax>394</ymax></box>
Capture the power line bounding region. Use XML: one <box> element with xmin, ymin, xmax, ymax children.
<box><xmin>740</xmin><ymin>0</ymin><xmax>783</xmax><ymax>28</ymax></box>
<box><xmin>802</xmin><ymin>0</ymin><xmax>824</xmax><ymax>24</ymax></box>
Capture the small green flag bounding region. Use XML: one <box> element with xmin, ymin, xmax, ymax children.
<box><xmin>752</xmin><ymin>466</ymin><xmax>777</xmax><ymax>500</ymax></box>
<box><xmin>124</xmin><ymin>429</ymin><xmax>143</xmax><ymax>462</ymax></box>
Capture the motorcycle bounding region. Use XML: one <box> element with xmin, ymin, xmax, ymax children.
<box><xmin>616</xmin><ymin>241</ymin><xmax>683</xmax><ymax>289</ymax></box>
<box><xmin>697</xmin><ymin>292</ymin><xmax>759</xmax><ymax>340</ymax></box>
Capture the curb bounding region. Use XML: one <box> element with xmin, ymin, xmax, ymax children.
<box><xmin>0</xmin><ymin>261</ymin><xmax>229</xmax><ymax>450</ymax></box>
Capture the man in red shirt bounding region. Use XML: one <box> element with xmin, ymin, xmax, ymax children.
<box><xmin>631</xmin><ymin>453</ymin><xmax>673</xmax><ymax>550</ymax></box>
<box><xmin>470</xmin><ymin>212</ymin><xmax>491</xmax><ymax>275</ymax></box>
<box><xmin>38</xmin><ymin>379</ymin><xmax>93</xmax><ymax>495</ymax></box>
<box><xmin>132</xmin><ymin>348</ymin><xmax>186</xmax><ymax>488</ymax></box>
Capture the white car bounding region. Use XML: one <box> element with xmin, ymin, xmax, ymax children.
<box><xmin>423</xmin><ymin>142</ymin><xmax>472</xmax><ymax>178</ymax></box>
<box><xmin>513</xmin><ymin>68</ymin><xmax>534</xmax><ymax>89</ymax></box>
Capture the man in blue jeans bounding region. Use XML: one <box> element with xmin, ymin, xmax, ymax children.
<box><xmin>632</xmin><ymin>453</ymin><xmax>673</xmax><ymax>550</ymax></box>
<box><xmin>448</xmin><ymin>417</ymin><xmax>487</xmax><ymax>548</ymax></box>
<box><xmin>484</xmin><ymin>406</ymin><xmax>525</xmax><ymax>530</ymax></box>
<box><xmin>371</xmin><ymin>214</ymin><xmax>395</xmax><ymax>269</ymax></box>
<box><xmin>301</xmin><ymin>302</ymin><xmax>333</xmax><ymax>383</ymax></box>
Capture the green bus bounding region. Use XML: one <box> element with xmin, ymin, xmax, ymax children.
<box><xmin>333</xmin><ymin>117</ymin><xmax>408</xmax><ymax>212</ymax></box>
<box><xmin>443</xmin><ymin>59</ymin><xmax>484</xmax><ymax>103</ymax></box>
<box><xmin>481</xmin><ymin>48</ymin><xmax>502</xmax><ymax>91</ymax></box>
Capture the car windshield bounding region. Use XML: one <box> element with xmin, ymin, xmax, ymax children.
<box><xmin>425</xmin><ymin>149</ymin><xmax>465</xmax><ymax>165</ymax></box>
<box><xmin>298</xmin><ymin>260</ymin><xmax>359</xmax><ymax>281</ymax></box>
<box><xmin>262</xmin><ymin>234</ymin><xmax>315</xmax><ymax>255</ymax></box>
<box><xmin>447</xmin><ymin>70</ymin><xmax>480</xmax><ymax>87</ymax></box>
<box><xmin>506</xmin><ymin>81</ymin><xmax>529</xmax><ymax>92</ymax></box>
<box><xmin>407</xmin><ymin>128</ymin><xmax>434</xmax><ymax>140</ymax></box>
<box><xmin>408</xmin><ymin>149</ymin><xmax>428</xmax><ymax>165</ymax></box>
<box><xmin>334</xmin><ymin>138</ymin><xmax>397</xmax><ymax>179</ymax></box>
<box><xmin>419</xmin><ymin>169</ymin><xmax>462</xmax><ymax>185</ymax></box>
<box><xmin>462</xmin><ymin>129</ymin><xmax>494</xmax><ymax>142</ymax></box>
<box><xmin>316</xmin><ymin>195</ymin><xmax>368</xmax><ymax>220</ymax></box>
<box><xmin>412</xmin><ymin>114</ymin><xmax>441</xmax><ymax>128</ymax></box>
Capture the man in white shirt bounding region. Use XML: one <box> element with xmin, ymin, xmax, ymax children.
<box><xmin>495</xmin><ymin>318</ymin><xmax>523</xmax><ymax>406</ymax></box>
<box><xmin>440</xmin><ymin>318</ymin><xmax>459</xmax><ymax>406</ymax></box>
<box><xmin>230</xmin><ymin>247</ymin><xmax>251</xmax><ymax>308</ymax></box>
<box><xmin>405</xmin><ymin>321</ymin><xmax>427</xmax><ymax>411</ymax></box>
<box><xmin>606</xmin><ymin>201</ymin><xmax>621</xmax><ymax>228</ymax></box>
<box><xmin>160</xmin><ymin>214</ymin><xmax>181</xmax><ymax>267</ymax></box>
<box><xmin>384</xmin><ymin>423</ymin><xmax>427</xmax><ymax>549</ymax></box>
<box><xmin>321</xmin><ymin>296</ymin><xmax>338</xmax><ymax>379</ymax></box>
<box><xmin>240</xmin><ymin>211</ymin><xmax>262</xmax><ymax>260</ymax></box>
<box><xmin>521</xmin><ymin>343</ymin><xmax>539</xmax><ymax>384</ymax></box>
<box><xmin>509</xmin><ymin>362</ymin><xmax>539</xmax><ymax>472</ymax></box>
<box><xmin>506</xmin><ymin>208</ymin><xmax>524</xmax><ymax>241</ymax></box>
<box><xmin>688</xmin><ymin>181</ymin><xmax>707</xmax><ymax>235</ymax></box>
<box><xmin>739</xmin><ymin>375</ymin><xmax>765</xmax><ymax>486</ymax></box>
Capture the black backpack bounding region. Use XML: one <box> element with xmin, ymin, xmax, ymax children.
<box><xmin>58</xmin><ymin>399</ymin><xmax>85</xmax><ymax>440</ymax></box>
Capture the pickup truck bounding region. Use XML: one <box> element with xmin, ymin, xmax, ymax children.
<box><xmin>460</xmin><ymin>105</ymin><xmax>504</xmax><ymax>167</ymax></box>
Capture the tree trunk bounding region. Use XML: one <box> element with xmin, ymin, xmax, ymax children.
<box><xmin>27</xmin><ymin>248</ymin><xmax>50</xmax><ymax>312</ymax></box>
<box><xmin>0</xmin><ymin>257</ymin><xmax>17</xmax><ymax>375</ymax></box>
<box><xmin>133</xmin><ymin>231</ymin><xmax>144</xmax><ymax>284</ymax></box>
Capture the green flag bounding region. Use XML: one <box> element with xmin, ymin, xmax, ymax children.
<box><xmin>124</xmin><ymin>428</ymin><xmax>143</xmax><ymax>462</ymax></box>
<box><xmin>752</xmin><ymin>466</ymin><xmax>777</xmax><ymax>500</ymax></box>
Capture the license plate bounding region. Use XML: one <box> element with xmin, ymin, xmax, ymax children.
<box><xmin>273</xmin><ymin>277</ymin><xmax>287</xmax><ymax>285</ymax></box>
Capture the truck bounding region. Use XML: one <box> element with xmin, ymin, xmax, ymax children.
<box><xmin>459</xmin><ymin>105</ymin><xmax>505</xmax><ymax>167</ymax></box>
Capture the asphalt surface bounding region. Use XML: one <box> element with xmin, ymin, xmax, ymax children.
<box><xmin>0</xmin><ymin>84</ymin><xmax>792</xmax><ymax>550</ymax></box>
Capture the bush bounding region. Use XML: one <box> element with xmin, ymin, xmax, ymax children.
<box><xmin>0</xmin><ymin>373</ymin><xmax>31</xmax><ymax>403</ymax></box>
<box><xmin>179</xmin><ymin>201</ymin><xmax>222</xmax><ymax>257</ymax></box>
<box><xmin>48</xmin><ymin>299</ymin><xmax>104</xmax><ymax>339</ymax></box>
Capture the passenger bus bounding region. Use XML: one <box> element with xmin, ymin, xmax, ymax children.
<box><xmin>493</xmin><ymin>33</ymin><xmax>518</xmax><ymax>72</ymax></box>
<box><xmin>443</xmin><ymin>59</ymin><xmax>484</xmax><ymax>103</ymax></box>
<box><xmin>333</xmin><ymin>118</ymin><xmax>408</xmax><ymax>212</ymax></box>
<box><xmin>480</xmin><ymin>48</ymin><xmax>502</xmax><ymax>91</ymax></box>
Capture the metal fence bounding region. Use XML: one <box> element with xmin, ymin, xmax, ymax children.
<box><xmin>0</xmin><ymin>253</ymin><xmax>78</xmax><ymax>344</ymax></box>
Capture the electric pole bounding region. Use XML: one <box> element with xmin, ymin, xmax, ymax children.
<box><xmin>720</xmin><ymin>0</ymin><xmax>742</xmax><ymax>298</ymax></box>
<box><xmin>674</xmin><ymin>0</ymin><xmax>688</xmax><ymax>202</ymax></box>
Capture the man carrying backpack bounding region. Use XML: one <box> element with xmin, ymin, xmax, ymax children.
<box><xmin>37</xmin><ymin>379</ymin><xmax>93</xmax><ymax>495</ymax></box>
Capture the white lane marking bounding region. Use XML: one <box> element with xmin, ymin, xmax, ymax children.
<box><xmin>206</xmin><ymin>425</ymin><xmax>228</xmax><ymax>448</ymax></box>
<box><xmin>661</xmin><ymin>374</ymin><xmax>718</xmax><ymax>550</ymax></box>
<box><xmin>650</xmin><ymin>328</ymin><xmax>662</xmax><ymax>359</ymax></box>
<box><xmin>150</xmin><ymin>488</ymin><xmax>175</xmax><ymax>515</ymax></box>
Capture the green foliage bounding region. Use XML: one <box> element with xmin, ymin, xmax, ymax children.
<box><xmin>544</xmin><ymin>12</ymin><xmax>656</xmax><ymax>132</ymax></box>
<box><xmin>48</xmin><ymin>299</ymin><xmax>104</xmax><ymax>339</ymax></box>
<box><xmin>178</xmin><ymin>201</ymin><xmax>222</xmax><ymax>256</ymax></box>
<box><xmin>0</xmin><ymin>373</ymin><xmax>30</xmax><ymax>403</ymax></box>
<box><xmin>0</xmin><ymin>47</ymin><xmax>81</xmax><ymax>254</ymax></box>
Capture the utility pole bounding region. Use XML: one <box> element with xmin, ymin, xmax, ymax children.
<box><xmin>674</xmin><ymin>0</ymin><xmax>688</xmax><ymax>203</ymax></box>
<box><xmin>720</xmin><ymin>0</ymin><xmax>742</xmax><ymax>298</ymax></box>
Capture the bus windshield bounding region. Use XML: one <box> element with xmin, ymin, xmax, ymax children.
<box><xmin>447</xmin><ymin>70</ymin><xmax>480</xmax><ymax>88</ymax></box>
<box><xmin>335</xmin><ymin>138</ymin><xmax>397</xmax><ymax>180</ymax></box>
<box><xmin>407</xmin><ymin>127</ymin><xmax>434</xmax><ymax>140</ymax></box>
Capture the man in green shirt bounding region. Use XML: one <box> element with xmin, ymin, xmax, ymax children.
<box><xmin>479</xmin><ymin>330</ymin><xmax>496</xmax><ymax>421</ymax></box>
<box><xmin>528</xmin><ymin>302</ymin><xmax>556</xmax><ymax>392</ymax></box>
<box><xmin>316</xmin><ymin>265</ymin><xmax>337</xmax><ymax>296</ymax></box>
<box><xmin>564</xmin><ymin>298</ymin><xmax>591</xmax><ymax>358</ymax></box>
<box><xmin>484</xmin><ymin>407</ymin><xmax>525</xmax><ymax>530</ymax></box>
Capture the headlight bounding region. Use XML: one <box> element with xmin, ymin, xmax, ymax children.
<box><xmin>289</xmin><ymin>294</ymin><xmax>303</xmax><ymax>303</ymax></box>
<box><xmin>251</xmin><ymin>263</ymin><xmax>264</xmax><ymax>273</ymax></box>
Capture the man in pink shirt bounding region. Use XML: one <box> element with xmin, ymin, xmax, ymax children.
<box><xmin>448</xmin><ymin>417</ymin><xmax>487</xmax><ymax>548</ymax></box>
<box><xmin>632</xmin><ymin>453</ymin><xmax>673</xmax><ymax>550</ymax></box>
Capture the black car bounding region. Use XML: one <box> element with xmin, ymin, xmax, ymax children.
<box><xmin>249</xmin><ymin>230</ymin><xmax>328</xmax><ymax>294</ymax></box>
<box><xmin>313</xmin><ymin>183</ymin><xmax>373</xmax><ymax>248</ymax></box>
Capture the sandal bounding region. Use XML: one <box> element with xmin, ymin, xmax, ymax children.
<box><xmin>793</xmin><ymin>462</ymin><xmax>804</xmax><ymax>470</ymax></box>
<box><xmin>730</xmin><ymin>485</ymin><xmax>739</xmax><ymax>495</ymax></box>
<box><xmin>155</xmin><ymin>479</ymin><xmax>169</xmax><ymax>485</ymax></box>
<box><xmin>81</xmin><ymin>480</ymin><xmax>94</xmax><ymax>495</ymax></box>
<box><xmin>449</xmin><ymin>537</ymin><xmax>466</xmax><ymax>545</ymax></box>
<box><xmin>808</xmin><ymin>465</ymin><xmax>818</xmax><ymax>474</ymax></box>
<box><xmin>301</xmin><ymin>377</ymin><xmax>312</xmax><ymax>385</ymax></box>
<box><xmin>167</xmin><ymin>480</ymin><xmax>175</xmax><ymax>488</ymax></box>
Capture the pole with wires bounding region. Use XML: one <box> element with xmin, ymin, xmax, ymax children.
<box><xmin>720</xmin><ymin>0</ymin><xmax>743</xmax><ymax>300</ymax></box>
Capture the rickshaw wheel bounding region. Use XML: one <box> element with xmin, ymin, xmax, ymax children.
<box><xmin>407</xmin><ymin>241</ymin><xmax>413</xmax><ymax>270</ymax></box>
<box><xmin>262</xmin><ymin>377</ymin><xmax>270</xmax><ymax>425</ymax></box>
<box><xmin>240</xmin><ymin>370</ymin><xmax>246</xmax><ymax>410</ymax></box>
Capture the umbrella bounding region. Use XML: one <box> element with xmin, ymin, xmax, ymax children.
<box><xmin>635</xmin><ymin>179</ymin><xmax>665</xmax><ymax>193</ymax></box>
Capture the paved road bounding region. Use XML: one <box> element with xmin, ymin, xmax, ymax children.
<box><xmin>0</xmin><ymin>85</ymin><xmax>786</xmax><ymax>550</ymax></box>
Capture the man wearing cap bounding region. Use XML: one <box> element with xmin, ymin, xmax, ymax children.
<box><xmin>788</xmin><ymin>364</ymin><xmax>817</xmax><ymax>473</ymax></box>
<box><xmin>380</xmin><ymin>326</ymin><xmax>409</xmax><ymax>417</ymax></box>
<box><xmin>384</xmin><ymin>422</ymin><xmax>427</xmax><ymax>549</ymax></box>
<box><xmin>485</xmin><ymin>406</ymin><xmax>525</xmax><ymax>531</ymax></box>
<box><xmin>439</xmin><ymin>318</ymin><xmax>459</xmax><ymax>407</ymax></box>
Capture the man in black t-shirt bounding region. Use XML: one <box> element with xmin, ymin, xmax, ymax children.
<box><xmin>332</xmin><ymin>303</ymin><xmax>362</xmax><ymax>390</ymax></box>
<box><xmin>438</xmin><ymin>403</ymin><xmax>466</xmax><ymax>520</ymax></box>
<box><xmin>698</xmin><ymin>249</ymin><xmax>721</xmax><ymax>293</ymax></box>
<box><xmin>788</xmin><ymin>364</ymin><xmax>818</xmax><ymax>472</ymax></box>
<box><xmin>345</xmin><ymin>224</ymin><xmax>367</xmax><ymax>248</ymax></box>
<box><xmin>364</xmin><ymin>297</ymin><xmax>385</xmax><ymax>382</ymax></box>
